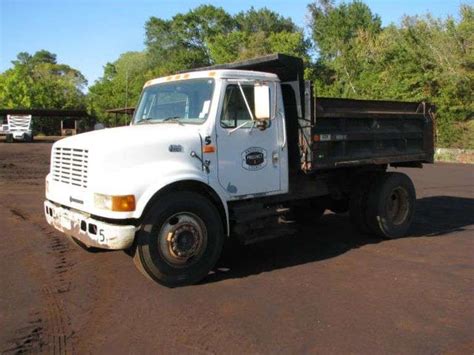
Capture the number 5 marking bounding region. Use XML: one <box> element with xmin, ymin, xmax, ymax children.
<box><xmin>99</xmin><ymin>229</ymin><xmax>105</xmax><ymax>243</ymax></box>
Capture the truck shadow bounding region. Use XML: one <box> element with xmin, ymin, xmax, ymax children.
<box><xmin>204</xmin><ymin>195</ymin><xmax>474</xmax><ymax>284</ymax></box>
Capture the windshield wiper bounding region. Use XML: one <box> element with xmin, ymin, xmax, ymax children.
<box><xmin>161</xmin><ymin>116</ymin><xmax>183</xmax><ymax>125</ymax></box>
<box><xmin>136</xmin><ymin>116</ymin><xmax>182</xmax><ymax>125</ymax></box>
<box><xmin>136</xmin><ymin>117</ymin><xmax>157</xmax><ymax>125</ymax></box>
<box><xmin>162</xmin><ymin>116</ymin><xmax>181</xmax><ymax>122</ymax></box>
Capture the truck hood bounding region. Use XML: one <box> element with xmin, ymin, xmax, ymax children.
<box><xmin>57</xmin><ymin>123</ymin><xmax>201</xmax><ymax>152</ymax></box>
<box><xmin>51</xmin><ymin>123</ymin><xmax>204</xmax><ymax>187</ymax></box>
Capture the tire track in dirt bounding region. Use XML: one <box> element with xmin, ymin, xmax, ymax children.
<box><xmin>1</xmin><ymin>315</ymin><xmax>45</xmax><ymax>353</ymax></box>
<box><xmin>1</xmin><ymin>205</ymin><xmax>75</xmax><ymax>354</ymax></box>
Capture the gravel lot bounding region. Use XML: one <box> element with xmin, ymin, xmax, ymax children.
<box><xmin>1</xmin><ymin>142</ymin><xmax>473</xmax><ymax>354</ymax></box>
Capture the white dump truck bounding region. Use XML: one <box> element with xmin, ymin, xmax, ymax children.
<box><xmin>44</xmin><ymin>54</ymin><xmax>435</xmax><ymax>287</ymax></box>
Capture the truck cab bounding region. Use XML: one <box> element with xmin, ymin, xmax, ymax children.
<box><xmin>45</xmin><ymin>54</ymin><xmax>434</xmax><ymax>287</ymax></box>
<box><xmin>45</xmin><ymin>67</ymin><xmax>290</xmax><ymax>283</ymax></box>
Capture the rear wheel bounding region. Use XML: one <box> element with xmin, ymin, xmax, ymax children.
<box><xmin>5</xmin><ymin>134</ymin><xmax>13</xmax><ymax>143</ymax></box>
<box><xmin>133</xmin><ymin>191</ymin><xmax>224</xmax><ymax>287</ymax></box>
<box><xmin>366</xmin><ymin>172</ymin><xmax>416</xmax><ymax>239</ymax></box>
<box><xmin>349</xmin><ymin>173</ymin><xmax>379</xmax><ymax>234</ymax></box>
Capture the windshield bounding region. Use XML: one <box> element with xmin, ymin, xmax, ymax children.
<box><xmin>133</xmin><ymin>78</ymin><xmax>215</xmax><ymax>125</ymax></box>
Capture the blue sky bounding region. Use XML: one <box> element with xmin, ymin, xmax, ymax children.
<box><xmin>0</xmin><ymin>0</ymin><xmax>463</xmax><ymax>86</ymax></box>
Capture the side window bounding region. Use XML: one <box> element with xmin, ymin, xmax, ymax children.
<box><xmin>220</xmin><ymin>85</ymin><xmax>255</xmax><ymax>128</ymax></box>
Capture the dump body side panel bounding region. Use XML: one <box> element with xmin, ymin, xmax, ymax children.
<box><xmin>310</xmin><ymin>97</ymin><xmax>435</xmax><ymax>170</ymax></box>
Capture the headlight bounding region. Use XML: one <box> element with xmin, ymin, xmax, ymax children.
<box><xmin>94</xmin><ymin>193</ymin><xmax>136</xmax><ymax>212</ymax></box>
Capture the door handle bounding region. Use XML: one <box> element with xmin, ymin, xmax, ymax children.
<box><xmin>279</xmin><ymin>111</ymin><xmax>287</xmax><ymax>149</ymax></box>
<box><xmin>272</xmin><ymin>151</ymin><xmax>279</xmax><ymax>165</ymax></box>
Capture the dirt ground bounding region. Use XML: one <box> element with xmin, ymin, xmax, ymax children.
<box><xmin>0</xmin><ymin>142</ymin><xmax>473</xmax><ymax>354</ymax></box>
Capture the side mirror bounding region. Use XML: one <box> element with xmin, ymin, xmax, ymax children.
<box><xmin>254</xmin><ymin>84</ymin><xmax>270</xmax><ymax>120</ymax></box>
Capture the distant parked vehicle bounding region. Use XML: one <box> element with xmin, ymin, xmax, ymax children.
<box><xmin>4</xmin><ymin>114</ymin><xmax>33</xmax><ymax>142</ymax></box>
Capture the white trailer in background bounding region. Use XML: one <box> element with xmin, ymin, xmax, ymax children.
<box><xmin>5</xmin><ymin>114</ymin><xmax>33</xmax><ymax>142</ymax></box>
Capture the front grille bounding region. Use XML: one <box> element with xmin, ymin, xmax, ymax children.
<box><xmin>52</xmin><ymin>147</ymin><xmax>88</xmax><ymax>188</ymax></box>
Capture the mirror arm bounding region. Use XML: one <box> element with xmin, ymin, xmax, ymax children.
<box><xmin>238</xmin><ymin>82</ymin><xmax>255</xmax><ymax>121</ymax></box>
<box><xmin>227</xmin><ymin>120</ymin><xmax>255</xmax><ymax>135</ymax></box>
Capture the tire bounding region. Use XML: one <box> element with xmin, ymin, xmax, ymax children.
<box><xmin>133</xmin><ymin>191</ymin><xmax>224</xmax><ymax>287</ymax></box>
<box><xmin>349</xmin><ymin>172</ymin><xmax>379</xmax><ymax>234</ymax></box>
<box><xmin>5</xmin><ymin>134</ymin><xmax>13</xmax><ymax>143</ymax></box>
<box><xmin>366</xmin><ymin>172</ymin><xmax>416</xmax><ymax>239</ymax></box>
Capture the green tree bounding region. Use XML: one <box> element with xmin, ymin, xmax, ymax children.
<box><xmin>308</xmin><ymin>0</ymin><xmax>381</xmax><ymax>58</ymax></box>
<box><xmin>145</xmin><ymin>5</ymin><xmax>308</xmax><ymax>69</ymax></box>
<box><xmin>0</xmin><ymin>50</ymin><xmax>87</xmax><ymax>134</ymax></box>
<box><xmin>308</xmin><ymin>1</ymin><xmax>473</xmax><ymax>147</ymax></box>
<box><xmin>0</xmin><ymin>50</ymin><xmax>87</xmax><ymax>109</ymax></box>
<box><xmin>145</xmin><ymin>5</ymin><xmax>235</xmax><ymax>74</ymax></box>
<box><xmin>235</xmin><ymin>7</ymin><xmax>297</xmax><ymax>33</ymax></box>
<box><xmin>209</xmin><ymin>7</ymin><xmax>310</xmax><ymax>64</ymax></box>
<box><xmin>308</xmin><ymin>0</ymin><xmax>382</xmax><ymax>96</ymax></box>
<box><xmin>88</xmin><ymin>51</ymin><xmax>151</xmax><ymax>125</ymax></box>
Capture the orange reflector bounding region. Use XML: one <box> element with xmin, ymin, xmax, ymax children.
<box><xmin>203</xmin><ymin>145</ymin><xmax>216</xmax><ymax>153</ymax></box>
<box><xmin>183</xmin><ymin>73</ymin><xmax>190</xmax><ymax>78</ymax></box>
<box><xmin>111</xmin><ymin>195</ymin><xmax>136</xmax><ymax>212</ymax></box>
<box><xmin>166</xmin><ymin>76</ymin><xmax>172</xmax><ymax>81</ymax></box>
<box><xmin>208</xmin><ymin>71</ymin><xmax>216</xmax><ymax>77</ymax></box>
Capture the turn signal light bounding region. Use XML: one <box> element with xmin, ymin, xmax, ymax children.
<box><xmin>94</xmin><ymin>194</ymin><xmax>136</xmax><ymax>211</ymax></box>
<box><xmin>112</xmin><ymin>195</ymin><xmax>136</xmax><ymax>212</ymax></box>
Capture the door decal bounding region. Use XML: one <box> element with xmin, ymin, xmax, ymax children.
<box><xmin>242</xmin><ymin>147</ymin><xmax>267</xmax><ymax>171</ymax></box>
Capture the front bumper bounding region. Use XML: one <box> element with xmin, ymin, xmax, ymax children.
<box><xmin>44</xmin><ymin>200</ymin><xmax>136</xmax><ymax>250</ymax></box>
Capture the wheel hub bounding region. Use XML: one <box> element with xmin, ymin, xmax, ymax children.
<box><xmin>167</xmin><ymin>224</ymin><xmax>200</xmax><ymax>258</ymax></box>
<box><xmin>387</xmin><ymin>187</ymin><xmax>409</xmax><ymax>225</ymax></box>
<box><xmin>158</xmin><ymin>212</ymin><xmax>208</xmax><ymax>267</ymax></box>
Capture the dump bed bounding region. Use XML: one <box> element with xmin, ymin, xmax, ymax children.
<box><xmin>307</xmin><ymin>97</ymin><xmax>435</xmax><ymax>170</ymax></box>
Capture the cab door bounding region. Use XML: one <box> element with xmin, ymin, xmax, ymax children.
<box><xmin>216</xmin><ymin>80</ymin><xmax>281</xmax><ymax>198</ymax></box>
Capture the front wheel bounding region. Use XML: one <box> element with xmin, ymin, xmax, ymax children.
<box><xmin>133</xmin><ymin>192</ymin><xmax>224</xmax><ymax>287</ymax></box>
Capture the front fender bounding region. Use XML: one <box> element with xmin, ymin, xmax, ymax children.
<box><xmin>137</xmin><ymin>176</ymin><xmax>230</xmax><ymax>235</ymax></box>
<box><xmin>94</xmin><ymin>160</ymin><xmax>229</xmax><ymax>234</ymax></box>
